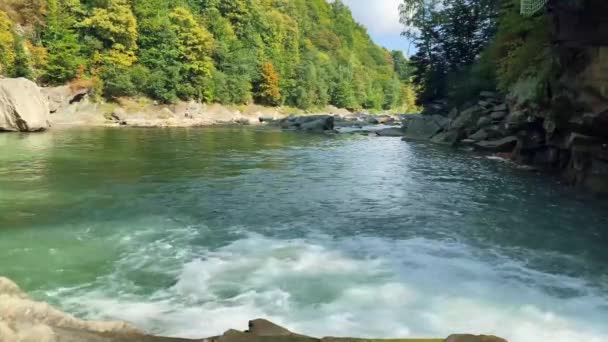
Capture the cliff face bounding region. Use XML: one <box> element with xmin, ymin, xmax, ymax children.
<box><xmin>524</xmin><ymin>46</ymin><xmax>608</xmax><ymax>193</ymax></box>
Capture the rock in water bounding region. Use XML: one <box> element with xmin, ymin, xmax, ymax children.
<box><xmin>0</xmin><ymin>78</ymin><xmax>50</xmax><ymax>132</ymax></box>
<box><xmin>374</xmin><ymin>127</ymin><xmax>404</xmax><ymax>137</ymax></box>
<box><xmin>474</xmin><ymin>136</ymin><xmax>518</xmax><ymax>152</ymax></box>
<box><xmin>403</xmin><ymin>115</ymin><xmax>450</xmax><ymax>140</ymax></box>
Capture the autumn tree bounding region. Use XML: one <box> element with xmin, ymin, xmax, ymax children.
<box><xmin>257</xmin><ymin>62</ymin><xmax>281</xmax><ymax>105</ymax></box>
<box><xmin>0</xmin><ymin>11</ymin><xmax>15</xmax><ymax>74</ymax></box>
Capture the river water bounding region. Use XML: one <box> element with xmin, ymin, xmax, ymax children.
<box><xmin>1</xmin><ymin>127</ymin><xmax>607</xmax><ymax>341</ymax></box>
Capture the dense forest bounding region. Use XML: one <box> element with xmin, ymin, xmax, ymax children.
<box><xmin>0</xmin><ymin>0</ymin><xmax>418</xmax><ymax>112</ymax></box>
<box><xmin>400</xmin><ymin>0</ymin><xmax>551</xmax><ymax>107</ymax></box>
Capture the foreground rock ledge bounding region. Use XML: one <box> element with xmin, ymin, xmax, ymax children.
<box><xmin>0</xmin><ymin>277</ymin><xmax>507</xmax><ymax>342</ymax></box>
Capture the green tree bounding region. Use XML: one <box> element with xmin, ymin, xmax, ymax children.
<box><xmin>169</xmin><ymin>6</ymin><xmax>215</xmax><ymax>101</ymax></box>
<box><xmin>41</xmin><ymin>0</ymin><xmax>83</xmax><ymax>84</ymax></box>
<box><xmin>81</xmin><ymin>0</ymin><xmax>138</xmax><ymax>67</ymax></box>
<box><xmin>0</xmin><ymin>11</ymin><xmax>15</xmax><ymax>74</ymax></box>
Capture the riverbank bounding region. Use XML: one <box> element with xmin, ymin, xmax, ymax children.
<box><xmin>0</xmin><ymin>276</ymin><xmax>508</xmax><ymax>342</ymax></box>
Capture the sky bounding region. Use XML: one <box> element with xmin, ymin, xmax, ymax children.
<box><xmin>340</xmin><ymin>0</ymin><xmax>413</xmax><ymax>55</ymax></box>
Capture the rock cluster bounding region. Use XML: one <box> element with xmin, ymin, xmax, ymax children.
<box><xmin>402</xmin><ymin>86</ymin><xmax>608</xmax><ymax>193</ymax></box>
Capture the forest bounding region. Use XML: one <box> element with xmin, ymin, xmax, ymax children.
<box><xmin>400</xmin><ymin>0</ymin><xmax>551</xmax><ymax>107</ymax></box>
<box><xmin>0</xmin><ymin>0</ymin><xmax>418</xmax><ymax>112</ymax></box>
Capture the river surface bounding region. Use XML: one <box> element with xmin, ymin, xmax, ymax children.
<box><xmin>1</xmin><ymin>127</ymin><xmax>608</xmax><ymax>342</ymax></box>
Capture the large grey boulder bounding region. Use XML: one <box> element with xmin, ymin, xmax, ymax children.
<box><xmin>0</xmin><ymin>78</ymin><xmax>50</xmax><ymax>132</ymax></box>
<box><xmin>403</xmin><ymin>114</ymin><xmax>450</xmax><ymax>140</ymax></box>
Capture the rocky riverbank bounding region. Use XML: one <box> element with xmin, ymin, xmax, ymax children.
<box><xmin>0</xmin><ymin>77</ymin><xmax>407</xmax><ymax>136</ymax></box>
<box><xmin>401</xmin><ymin>86</ymin><xmax>608</xmax><ymax>194</ymax></box>
<box><xmin>0</xmin><ymin>277</ymin><xmax>508</xmax><ymax>342</ymax></box>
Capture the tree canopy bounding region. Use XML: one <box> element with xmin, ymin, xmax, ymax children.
<box><xmin>399</xmin><ymin>0</ymin><xmax>550</xmax><ymax>106</ymax></box>
<box><xmin>0</xmin><ymin>0</ymin><xmax>418</xmax><ymax>112</ymax></box>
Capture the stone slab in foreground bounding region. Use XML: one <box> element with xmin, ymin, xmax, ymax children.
<box><xmin>0</xmin><ymin>277</ymin><xmax>507</xmax><ymax>342</ymax></box>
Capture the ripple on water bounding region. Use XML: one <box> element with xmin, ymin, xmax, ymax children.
<box><xmin>0</xmin><ymin>129</ymin><xmax>607</xmax><ymax>342</ymax></box>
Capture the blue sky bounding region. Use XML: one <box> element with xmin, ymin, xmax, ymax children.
<box><xmin>341</xmin><ymin>0</ymin><xmax>414</xmax><ymax>55</ymax></box>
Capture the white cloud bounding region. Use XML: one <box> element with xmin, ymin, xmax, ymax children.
<box><xmin>341</xmin><ymin>0</ymin><xmax>403</xmax><ymax>34</ymax></box>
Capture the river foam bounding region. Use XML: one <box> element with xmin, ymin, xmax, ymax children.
<box><xmin>44</xmin><ymin>232</ymin><xmax>608</xmax><ymax>342</ymax></box>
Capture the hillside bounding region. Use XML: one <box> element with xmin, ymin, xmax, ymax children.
<box><xmin>0</xmin><ymin>0</ymin><xmax>417</xmax><ymax>112</ymax></box>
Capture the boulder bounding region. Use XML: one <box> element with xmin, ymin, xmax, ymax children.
<box><xmin>42</xmin><ymin>85</ymin><xmax>89</xmax><ymax>114</ymax></box>
<box><xmin>431</xmin><ymin>130</ymin><xmax>462</xmax><ymax>146</ymax></box>
<box><xmin>448</xmin><ymin>108</ymin><xmax>459</xmax><ymax>119</ymax></box>
<box><xmin>493</xmin><ymin>103</ymin><xmax>508</xmax><ymax>112</ymax></box>
<box><xmin>474</xmin><ymin>136</ymin><xmax>518</xmax><ymax>152</ymax></box>
<box><xmin>0</xmin><ymin>78</ymin><xmax>50</xmax><ymax>132</ymax></box>
<box><xmin>374</xmin><ymin>127</ymin><xmax>404</xmax><ymax>137</ymax></box>
<box><xmin>377</xmin><ymin>115</ymin><xmax>397</xmax><ymax>125</ymax></box>
<box><xmin>469</xmin><ymin>129</ymin><xmax>489</xmax><ymax>141</ymax></box>
<box><xmin>477</xmin><ymin>116</ymin><xmax>492</xmax><ymax>128</ymax></box>
<box><xmin>301</xmin><ymin>117</ymin><xmax>334</xmax><ymax>132</ymax></box>
<box><xmin>451</xmin><ymin>105</ymin><xmax>483</xmax><ymax>131</ymax></box>
<box><xmin>490</xmin><ymin>111</ymin><xmax>508</xmax><ymax>120</ymax></box>
<box><xmin>403</xmin><ymin>114</ymin><xmax>450</xmax><ymax>140</ymax></box>
<box><xmin>278</xmin><ymin>115</ymin><xmax>334</xmax><ymax>132</ymax></box>
<box><xmin>504</xmin><ymin>111</ymin><xmax>529</xmax><ymax>131</ymax></box>
<box><xmin>445</xmin><ymin>334</ymin><xmax>508</xmax><ymax>342</ymax></box>
<box><xmin>478</xmin><ymin>100</ymin><xmax>493</xmax><ymax>109</ymax></box>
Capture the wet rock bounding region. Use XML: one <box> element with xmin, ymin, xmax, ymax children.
<box><xmin>374</xmin><ymin>127</ymin><xmax>404</xmax><ymax>137</ymax></box>
<box><xmin>474</xmin><ymin>136</ymin><xmax>518</xmax><ymax>152</ymax></box>
<box><xmin>448</xmin><ymin>108</ymin><xmax>459</xmax><ymax>119</ymax></box>
<box><xmin>493</xmin><ymin>103</ymin><xmax>508</xmax><ymax>112</ymax></box>
<box><xmin>469</xmin><ymin>129</ymin><xmax>489</xmax><ymax>141</ymax></box>
<box><xmin>490</xmin><ymin>111</ymin><xmax>508</xmax><ymax>121</ymax></box>
<box><xmin>431</xmin><ymin>130</ymin><xmax>462</xmax><ymax>146</ymax></box>
<box><xmin>478</xmin><ymin>100</ymin><xmax>493</xmax><ymax>109</ymax></box>
<box><xmin>403</xmin><ymin>115</ymin><xmax>450</xmax><ymax>140</ymax></box>
<box><xmin>477</xmin><ymin>116</ymin><xmax>492</xmax><ymax>128</ymax></box>
<box><xmin>0</xmin><ymin>78</ymin><xmax>50</xmax><ymax>132</ymax></box>
<box><xmin>451</xmin><ymin>105</ymin><xmax>483</xmax><ymax>131</ymax></box>
<box><xmin>279</xmin><ymin>115</ymin><xmax>334</xmax><ymax>132</ymax></box>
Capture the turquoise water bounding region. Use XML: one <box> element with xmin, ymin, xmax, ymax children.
<box><xmin>1</xmin><ymin>127</ymin><xmax>608</xmax><ymax>341</ymax></box>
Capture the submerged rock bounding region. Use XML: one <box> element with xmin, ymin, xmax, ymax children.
<box><xmin>0</xmin><ymin>78</ymin><xmax>50</xmax><ymax>132</ymax></box>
